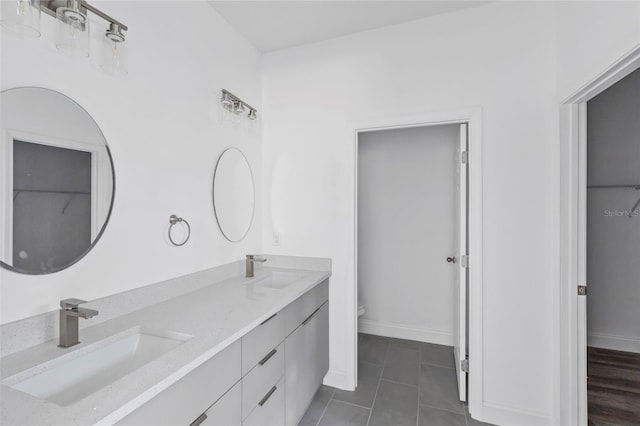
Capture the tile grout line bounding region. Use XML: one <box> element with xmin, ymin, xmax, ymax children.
<box><xmin>379</xmin><ymin>378</ymin><xmax>419</xmax><ymax>388</ymax></box>
<box><xmin>365</xmin><ymin>339</ymin><xmax>389</xmax><ymax>426</ymax></box>
<box><xmin>419</xmin><ymin>402</ymin><xmax>468</xmax><ymax>417</ymax></box>
<box><xmin>314</xmin><ymin>388</ymin><xmax>336</xmax><ymax>426</ymax></box>
<box><xmin>327</xmin><ymin>399</ymin><xmax>373</xmax><ymax>411</ymax></box>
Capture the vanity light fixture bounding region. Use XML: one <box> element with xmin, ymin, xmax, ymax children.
<box><xmin>1</xmin><ymin>0</ymin><xmax>128</xmax><ymax>74</ymax></box>
<box><xmin>220</xmin><ymin>89</ymin><xmax>258</xmax><ymax>122</ymax></box>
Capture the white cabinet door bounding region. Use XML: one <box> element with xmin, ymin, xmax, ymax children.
<box><xmin>284</xmin><ymin>302</ymin><xmax>329</xmax><ymax>426</ymax></box>
<box><xmin>195</xmin><ymin>382</ymin><xmax>242</xmax><ymax>426</ymax></box>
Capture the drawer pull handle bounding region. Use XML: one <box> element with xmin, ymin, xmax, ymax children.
<box><xmin>190</xmin><ymin>413</ymin><xmax>208</xmax><ymax>426</ymax></box>
<box><xmin>259</xmin><ymin>348</ymin><xmax>278</xmax><ymax>366</ymax></box>
<box><xmin>260</xmin><ymin>313</ymin><xmax>277</xmax><ymax>325</ymax></box>
<box><xmin>259</xmin><ymin>386</ymin><xmax>277</xmax><ymax>406</ymax></box>
<box><xmin>302</xmin><ymin>307</ymin><xmax>321</xmax><ymax>325</ymax></box>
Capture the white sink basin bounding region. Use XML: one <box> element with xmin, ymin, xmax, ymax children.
<box><xmin>5</xmin><ymin>327</ymin><xmax>191</xmax><ymax>406</ymax></box>
<box><xmin>253</xmin><ymin>272</ymin><xmax>303</xmax><ymax>289</ymax></box>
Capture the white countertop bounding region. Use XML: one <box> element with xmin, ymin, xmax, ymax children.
<box><xmin>0</xmin><ymin>265</ymin><xmax>331</xmax><ymax>426</ymax></box>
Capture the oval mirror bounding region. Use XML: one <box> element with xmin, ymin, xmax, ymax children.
<box><xmin>213</xmin><ymin>148</ymin><xmax>254</xmax><ymax>242</ymax></box>
<box><xmin>0</xmin><ymin>87</ymin><xmax>115</xmax><ymax>274</ymax></box>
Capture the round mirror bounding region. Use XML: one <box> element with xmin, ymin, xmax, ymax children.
<box><xmin>213</xmin><ymin>148</ymin><xmax>254</xmax><ymax>242</ymax></box>
<box><xmin>0</xmin><ymin>87</ymin><xmax>115</xmax><ymax>274</ymax></box>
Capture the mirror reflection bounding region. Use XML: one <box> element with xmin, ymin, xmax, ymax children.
<box><xmin>213</xmin><ymin>148</ymin><xmax>254</xmax><ymax>242</ymax></box>
<box><xmin>1</xmin><ymin>87</ymin><xmax>115</xmax><ymax>274</ymax></box>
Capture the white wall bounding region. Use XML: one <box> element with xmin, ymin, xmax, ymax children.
<box><xmin>0</xmin><ymin>1</ymin><xmax>263</xmax><ymax>323</ymax></box>
<box><xmin>357</xmin><ymin>125</ymin><xmax>458</xmax><ymax>345</ymax></box>
<box><xmin>586</xmin><ymin>68</ymin><xmax>640</xmax><ymax>353</ymax></box>
<box><xmin>262</xmin><ymin>2</ymin><xmax>557</xmax><ymax>424</ymax></box>
<box><xmin>556</xmin><ymin>1</ymin><xmax>640</xmax><ymax>99</ymax></box>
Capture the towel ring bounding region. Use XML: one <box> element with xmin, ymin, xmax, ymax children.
<box><xmin>168</xmin><ymin>214</ymin><xmax>191</xmax><ymax>246</ymax></box>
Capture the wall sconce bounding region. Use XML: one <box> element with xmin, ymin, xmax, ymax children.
<box><xmin>220</xmin><ymin>89</ymin><xmax>258</xmax><ymax>122</ymax></box>
<box><xmin>1</xmin><ymin>0</ymin><xmax>128</xmax><ymax>75</ymax></box>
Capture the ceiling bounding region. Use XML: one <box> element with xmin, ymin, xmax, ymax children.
<box><xmin>209</xmin><ymin>1</ymin><xmax>491</xmax><ymax>53</ymax></box>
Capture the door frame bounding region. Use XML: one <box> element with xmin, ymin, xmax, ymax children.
<box><xmin>349</xmin><ymin>107</ymin><xmax>483</xmax><ymax>418</ymax></box>
<box><xmin>1</xmin><ymin>129</ymin><xmax>105</xmax><ymax>265</ymax></box>
<box><xmin>559</xmin><ymin>45</ymin><xmax>640</xmax><ymax>426</ymax></box>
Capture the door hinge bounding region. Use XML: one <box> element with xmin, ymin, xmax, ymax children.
<box><xmin>460</xmin><ymin>255</ymin><xmax>469</xmax><ymax>268</ymax></box>
<box><xmin>578</xmin><ymin>285</ymin><xmax>587</xmax><ymax>296</ymax></box>
<box><xmin>461</xmin><ymin>151</ymin><xmax>468</xmax><ymax>164</ymax></box>
<box><xmin>461</xmin><ymin>358</ymin><xmax>469</xmax><ymax>373</ymax></box>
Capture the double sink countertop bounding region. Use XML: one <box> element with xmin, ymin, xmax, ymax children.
<box><xmin>0</xmin><ymin>258</ymin><xmax>331</xmax><ymax>426</ymax></box>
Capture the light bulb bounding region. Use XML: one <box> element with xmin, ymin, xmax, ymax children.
<box><xmin>55</xmin><ymin>4</ymin><xmax>89</xmax><ymax>57</ymax></box>
<box><xmin>101</xmin><ymin>25</ymin><xmax>127</xmax><ymax>75</ymax></box>
<box><xmin>0</xmin><ymin>0</ymin><xmax>41</xmax><ymax>37</ymax></box>
<box><xmin>221</xmin><ymin>92</ymin><xmax>233</xmax><ymax>110</ymax></box>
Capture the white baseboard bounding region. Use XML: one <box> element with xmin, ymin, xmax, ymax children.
<box><xmin>588</xmin><ymin>333</ymin><xmax>640</xmax><ymax>353</ymax></box>
<box><xmin>481</xmin><ymin>402</ymin><xmax>554</xmax><ymax>426</ymax></box>
<box><xmin>323</xmin><ymin>369</ymin><xmax>350</xmax><ymax>390</ymax></box>
<box><xmin>358</xmin><ymin>319</ymin><xmax>454</xmax><ymax>346</ymax></box>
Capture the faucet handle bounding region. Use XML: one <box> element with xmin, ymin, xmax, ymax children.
<box><xmin>60</xmin><ymin>298</ymin><xmax>87</xmax><ymax>310</ymax></box>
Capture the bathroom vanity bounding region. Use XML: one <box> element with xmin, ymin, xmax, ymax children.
<box><xmin>0</xmin><ymin>256</ymin><xmax>330</xmax><ymax>426</ymax></box>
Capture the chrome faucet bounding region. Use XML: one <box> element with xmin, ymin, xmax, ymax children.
<box><xmin>58</xmin><ymin>298</ymin><xmax>99</xmax><ymax>348</ymax></box>
<box><xmin>246</xmin><ymin>254</ymin><xmax>267</xmax><ymax>278</ymax></box>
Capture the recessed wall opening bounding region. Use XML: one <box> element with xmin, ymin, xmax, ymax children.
<box><xmin>585</xmin><ymin>67</ymin><xmax>640</xmax><ymax>424</ymax></box>
<box><xmin>353</xmin><ymin>113</ymin><xmax>483</xmax><ymax>419</ymax></box>
<box><xmin>357</xmin><ymin>124</ymin><xmax>464</xmax><ymax>345</ymax></box>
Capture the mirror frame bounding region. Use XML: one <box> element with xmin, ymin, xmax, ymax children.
<box><xmin>212</xmin><ymin>147</ymin><xmax>255</xmax><ymax>242</ymax></box>
<box><xmin>0</xmin><ymin>86</ymin><xmax>116</xmax><ymax>275</ymax></box>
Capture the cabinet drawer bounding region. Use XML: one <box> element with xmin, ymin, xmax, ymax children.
<box><xmin>242</xmin><ymin>311</ymin><xmax>286</xmax><ymax>374</ymax></box>
<box><xmin>192</xmin><ymin>381</ymin><xmax>241</xmax><ymax>426</ymax></box>
<box><xmin>242</xmin><ymin>343</ymin><xmax>284</xmax><ymax>419</ymax></box>
<box><xmin>117</xmin><ymin>340</ymin><xmax>241</xmax><ymax>426</ymax></box>
<box><xmin>243</xmin><ymin>377</ymin><xmax>285</xmax><ymax>426</ymax></box>
<box><xmin>283</xmin><ymin>279</ymin><xmax>328</xmax><ymax>332</ymax></box>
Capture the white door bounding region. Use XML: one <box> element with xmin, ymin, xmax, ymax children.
<box><xmin>453</xmin><ymin>123</ymin><xmax>468</xmax><ymax>402</ymax></box>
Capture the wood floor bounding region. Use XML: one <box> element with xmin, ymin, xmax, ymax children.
<box><xmin>588</xmin><ymin>346</ymin><xmax>640</xmax><ymax>426</ymax></box>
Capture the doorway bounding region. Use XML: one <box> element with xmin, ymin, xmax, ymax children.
<box><xmin>559</xmin><ymin>46</ymin><xmax>640</xmax><ymax>426</ymax></box>
<box><xmin>585</xmin><ymin>68</ymin><xmax>640</xmax><ymax>425</ymax></box>
<box><xmin>351</xmin><ymin>109</ymin><xmax>483</xmax><ymax>419</ymax></box>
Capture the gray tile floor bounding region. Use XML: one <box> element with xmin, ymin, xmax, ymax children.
<box><xmin>299</xmin><ymin>333</ymin><xmax>494</xmax><ymax>426</ymax></box>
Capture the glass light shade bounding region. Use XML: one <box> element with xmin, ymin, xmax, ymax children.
<box><xmin>0</xmin><ymin>0</ymin><xmax>41</xmax><ymax>37</ymax></box>
<box><xmin>55</xmin><ymin>5</ymin><xmax>89</xmax><ymax>57</ymax></box>
<box><xmin>101</xmin><ymin>34</ymin><xmax>127</xmax><ymax>75</ymax></box>
<box><xmin>234</xmin><ymin>101</ymin><xmax>245</xmax><ymax>115</ymax></box>
<box><xmin>221</xmin><ymin>92</ymin><xmax>233</xmax><ymax>110</ymax></box>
